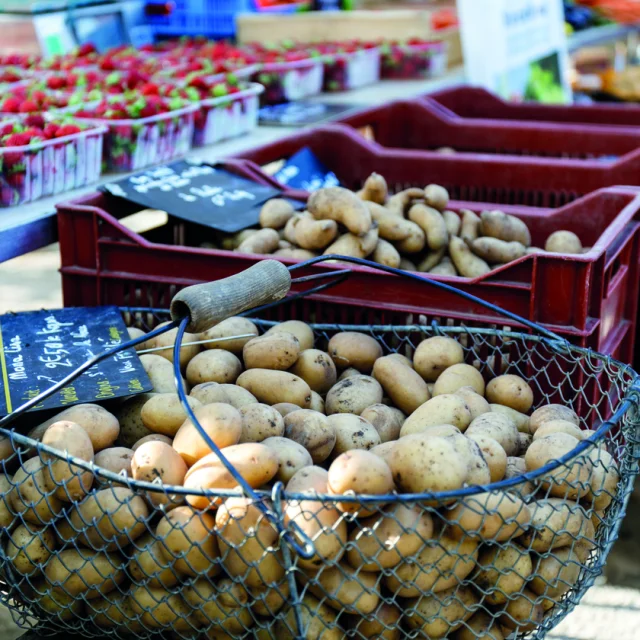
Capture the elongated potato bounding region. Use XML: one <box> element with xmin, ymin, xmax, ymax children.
<box><xmin>409</xmin><ymin>203</ymin><xmax>448</xmax><ymax>250</ymax></box>
<box><xmin>140</xmin><ymin>355</ymin><xmax>186</xmax><ymax>393</ymax></box>
<box><xmin>360</xmin><ymin>404</ymin><xmax>405</xmax><ymax>443</ymax></box>
<box><xmin>533</xmin><ymin>420</ymin><xmax>584</xmax><ymax>441</ymax></box>
<box><xmin>243</xmin><ymin>332</ymin><xmax>300</xmax><ymax>371</ymax></box>
<box><xmin>400</xmin><ymin>394</ymin><xmax>472</xmax><ymax>437</ymax></box>
<box><xmin>7</xmin><ymin>523</ymin><xmax>55</xmax><ymax>576</ymax></box>
<box><xmin>284</xmin><ymin>410</ymin><xmax>336</xmax><ymax>463</ymax></box>
<box><xmin>326</xmin><ymin>375</ymin><xmax>383</xmax><ymax>415</ymax></box>
<box><xmin>413</xmin><ymin>336</ymin><xmax>464</xmax><ymax>381</ymax></box>
<box><xmin>445</xmin><ymin>432</ymin><xmax>491</xmax><ymax>486</ymax></box>
<box><xmin>259</xmin><ymin>198</ymin><xmax>295</xmax><ymax>229</ymax></box>
<box><xmin>236</xmin><ymin>369</ymin><xmax>312</xmax><ymax>408</ymax></box>
<box><xmin>360</xmin><ymin>172</ymin><xmax>388</xmax><ymax>204</ymax></box>
<box><xmin>292</xmin><ymin>214</ymin><xmax>339</xmax><ymax>250</ymax></box>
<box><xmin>237</xmin><ymin>228</ymin><xmax>280</xmax><ymax>254</ymax></box>
<box><xmin>394</xmin><ymin>223</ymin><xmax>426</xmax><ymax>253</ymax></box>
<box><xmin>373</xmin><ymin>355</ymin><xmax>430</xmax><ymax>415</ymax></box>
<box><xmin>324</xmin><ymin>227</ymin><xmax>379</xmax><ymax>259</ymax></box>
<box><xmin>265</xmin><ymin>320</ymin><xmax>314</xmax><ymax>351</ymax></box>
<box><xmin>424</xmin><ymin>184</ymin><xmax>449</xmax><ymax>211</ymax></box>
<box><xmin>471</xmin><ymin>237</ymin><xmax>526</xmax><ymax>264</ymax></box>
<box><xmin>417</xmin><ymin>247</ymin><xmax>446</xmax><ymax>272</ymax></box>
<box><xmin>190</xmin><ymin>382</ymin><xmax>258</xmax><ymax>409</ymax></box>
<box><xmin>173</xmin><ymin>403</ymin><xmax>243</xmax><ymax>466</ymax></box>
<box><xmin>430</xmin><ymin>256</ymin><xmax>458</xmax><ymax>276</ymax></box>
<box><xmin>481</xmin><ymin>210</ymin><xmax>531</xmax><ymax>246</ymax></box>
<box><xmin>290</xmin><ymin>349</ymin><xmax>337</xmax><ymax>394</ymax></box>
<box><xmin>186</xmin><ymin>350</ymin><xmax>242</xmax><ymax>385</ymax></box>
<box><xmin>460</xmin><ymin>209</ymin><xmax>481</xmax><ymax>244</ymax></box>
<box><xmin>367</xmin><ymin>202</ymin><xmax>414</xmax><ymax>241</ymax></box>
<box><xmin>198</xmin><ymin>316</ymin><xmax>258</xmax><ymax>354</ymax></box>
<box><xmin>530</xmin><ymin>547</ymin><xmax>582</xmax><ymax>608</ymax></box>
<box><xmin>141</xmin><ymin>393</ymin><xmax>202</xmax><ymax>436</ymax></box>
<box><xmin>308</xmin><ymin>186</ymin><xmax>372</xmax><ymax>235</ymax></box>
<box><xmin>328</xmin><ymin>332</ymin><xmax>383</xmax><ymax>373</ymax></box>
<box><xmin>132</xmin><ymin>434</ymin><xmax>172</xmax><ymax>451</ymax></box>
<box><xmin>372</xmin><ymin>238</ymin><xmax>401</xmax><ymax>268</ymax></box>
<box><xmin>328</xmin><ymin>414</ymin><xmax>381</xmax><ymax>456</ymax></box>
<box><xmin>443</xmin><ymin>210</ymin><xmax>461</xmax><ymax>236</ymax></box>
<box><xmin>450</xmin><ymin>236</ymin><xmax>491</xmax><ymax>277</ymax></box>
<box><xmin>386</xmin><ymin>188</ymin><xmax>425</xmax><ymax>216</ymax></box>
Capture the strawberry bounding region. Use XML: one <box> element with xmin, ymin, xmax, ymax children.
<box><xmin>0</xmin><ymin>123</ymin><xmax>15</xmax><ymax>136</ymax></box>
<box><xmin>6</xmin><ymin>172</ymin><xmax>25</xmax><ymax>189</ymax></box>
<box><xmin>0</xmin><ymin>97</ymin><xmax>20</xmax><ymax>113</ymax></box>
<box><xmin>18</xmin><ymin>100</ymin><xmax>38</xmax><ymax>114</ymax></box>
<box><xmin>77</xmin><ymin>43</ymin><xmax>96</xmax><ymax>57</ymax></box>
<box><xmin>4</xmin><ymin>133</ymin><xmax>29</xmax><ymax>147</ymax></box>
<box><xmin>43</xmin><ymin>123</ymin><xmax>59</xmax><ymax>139</ymax></box>
<box><xmin>55</xmin><ymin>123</ymin><xmax>82</xmax><ymax>138</ymax></box>
<box><xmin>141</xmin><ymin>82</ymin><xmax>160</xmax><ymax>96</ymax></box>
<box><xmin>24</xmin><ymin>114</ymin><xmax>45</xmax><ymax>129</ymax></box>
<box><xmin>46</xmin><ymin>76</ymin><xmax>66</xmax><ymax>90</ymax></box>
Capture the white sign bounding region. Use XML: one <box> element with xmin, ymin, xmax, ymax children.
<box><xmin>458</xmin><ymin>0</ymin><xmax>572</xmax><ymax>103</ymax></box>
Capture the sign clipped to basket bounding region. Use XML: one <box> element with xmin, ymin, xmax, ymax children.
<box><xmin>274</xmin><ymin>147</ymin><xmax>341</xmax><ymax>191</ymax></box>
<box><xmin>0</xmin><ymin>306</ymin><xmax>151</xmax><ymax>416</ymax></box>
<box><xmin>101</xmin><ymin>160</ymin><xmax>282</xmax><ymax>233</ymax></box>
<box><xmin>258</xmin><ymin>101</ymin><xmax>360</xmax><ymax>127</ymax></box>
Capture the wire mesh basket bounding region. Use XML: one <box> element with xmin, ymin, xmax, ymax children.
<box><xmin>0</xmin><ymin>258</ymin><xmax>638</xmax><ymax>640</ymax></box>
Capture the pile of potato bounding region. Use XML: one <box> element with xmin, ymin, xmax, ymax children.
<box><xmin>218</xmin><ymin>175</ymin><xmax>585</xmax><ymax>277</ymax></box>
<box><xmin>0</xmin><ymin>317</ymin><xmax>620</xmax><ymax>639</ymax></box>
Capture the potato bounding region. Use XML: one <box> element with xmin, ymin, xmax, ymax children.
<box><xmin>11</xmin><ymin>458</ymin><xmax>63</xmax><ymax>525</ymax></box>
<box><xmin>533</xmin><ymin>419</ymin><xmax>584</xmax><ymax>441</ymax></box>
<box><xmin>184</xmin><ymin>443</ymin><xmax>279</xmax><ymax>509</ymax></box>
<box><xmin>453</xmin><ymin>612</ymin><xmax>504</xmax><ymax>640</ymax></box>
<box><xmin>42</xmin><ymin>421</ymin><xmax>94</xmax><ymax>502</ymax></box>
<box><xmin>424</xmin><ymin>184</ymin><xmax>450</xmax><ymax>211</ymax></box>
<box><xmin>0</xmin><ymin>435</ymin><xmax>13</xmax><ymax>464</ymax></box>
<box><xmin>285</xmin><ymin>466</ymin><xmax>328</xmax><ymax>493</ymax></box>
<box><xmin>273</xmin><ymin>402</ymin><xmax>301</xmax><ymax>417</ymax></box>
<box><xmin>30</xmin><ymin>404</ymin><xmax>119</xmax><ymax>452</ymax></box>
<box><xmin>308</xmin><ymin>186</ymin><xmax>372</xmax><ymax>235</ymax></box>
<box><xmin>94</xmin><ymin>447</ymin><xmax>134</xmax><ymax>478</ymax></box>
<box><xmin>491</xmin><ymin>404</ymin><xmax>530</xmax><ymax>434</ymax></box>
<box><xmin>386</xmin><ymin>187</ymin><xmax>425</xmax><ymax>216</ymax></box>
<box><xmin>584</xmin><ymin>447</ymin><xmax>619</xmax><ymax>510</ymax></box>
<box><xmin>481</xmin><ymin>210</ymin><xmax>531</xmax><ymax>246</ymax></box>
<box><xmin>326</xmin><ymin>375</ymin><xmax>383</xmax><ymax>416</ymax></box>
<box><xmin>250</xmin><ymin>578</ymin><xmax>290</xmax><ymax>616</ymax></box>
<box><xmin>129</xmin><ymin>533</ymin><xmax>178</xmax><ymax>588</ymax></box>
<box><xmin>530</xmin><ymin>547</ymin><xmax>582</xmax><ymax>607</ymax></box>
<box><xmin>259</xmin><ymin>198</ymin><xmax>295</xmax><ymax>229</ymax></box>
<box><xmin>237</xmin><ymin>228</ymin><xmax>280</xmax><ymax>254</ymax></box>
<box><xmin>140</xmin><ymin>355</ymin><xmax>184</xmax><ymax>393</ymax></box>
<box><xmin>367</xmin><ymin>201</ymin><xmax>417</xmax><ymax>241</ymax></box>
<box><xmin>6</xmin><ymin>523</ymin><xmax>55</xmax><ymax>576</ymax></box>
<box><xmin>409</xmin><ymin>204</ymin><xmax>448</xmax><ymax>251</ymax></box>
<box><xmin>291</xmin><ymin>213</ymin><xmax>339</xmax><ymax>250</ymax></box>
<box><xmin>529</xmin><ymin>404</ymin><xmax>579</xmax><ymax>434</ymax></box>
<box><xmin>274</xmin><ymin>247</ymin><xmax>318</xmax><ymax>260</ymax></box>
<box><xmin>238</xmin><ymin>404</ymin><xmax>285</xmax><ymax>443</ymax></box>
<box><xmin>466</xmin><ymin>434</ymin><xmax>507</xmax><ymax>482</ymax></box>
<box><xmin>184</xmin><ymin>578</ymin><xmax>251</xmax><ymax>632</ymax></box>
<box><xmin>88</xmin><ymin>590</ymin><xmax>140</xmax><ymax>630</ymax></box>
<box><xmin>525</xmin><ymin>433</ymin><xmax>592</xmax><ymax>499</ymax></box>
<box><xmin>385</xmin><ymin>534</ymin><xmax>478</xmax><ymax>597</ymax></box>
<box><xmin>460</xmin><ymin>209</ymin><xmax>481</xmax><ymax>244</ymax></box>
<box><xmin>518</xmin><ymin>498</ymin><xmax>594</xmax><ymax>552</ymax></box>
<box><xmin>328</xmin><ymin>414</ymin><xmax>381</xmax><ymax>456</ymax></box>
<box><xmin>347</xmin><ymin>504</ymin><xmax>434</xmax><ymax>571</ymax></box>
<box><xmin>284</xmin><ymin>410</ymin><xmax>336</xmax><ymax>463</ymax></box>
<box><xmin>129</xmin><ymin>585</ymin><xmax>192</xmax><ymax>631</ymax></box>
<box><xmin>360</xmin><ymin>172</ymin><xmax>388</xmax><ymax>204</ymax></box>
<box><xmin>35</xmin><ymin>584</ymin><xmax>84</xmax><ymax>622</ymax></box>
<box><xmin>498</xmin><ymin>588</ymin><xmax>544</xmax><ymax>632</ymax></box>
<box><xmin>444</xmin><ymin>491</ymin><xmax>531</xmax><ymax>541</ymax></box>
<box><xmin>186</xmin><ymin>350</ymin><xmax>242</xmax><ymax>386</ymax></box>
<box><xmin>360</xmin><ymin>404</ymin><xmax>404</xmax><ymax>443</ymax></box>
<box><xmin>288</xmin><ymin>350</ymin><xmax>336</xmax><ymax>396</ymax></box>
<box><xmin>429</xmin><ymin>256</ymin><xmax>458</xmax><ymax>276</ymax></box>
<box><xmin>156</xmin><ymin>506</ymin><xmax>219</xmax><ymax>577</ymax></box>
<box><xmin>265</xmin><ymin>321</ymin><xmax>314</xmax><ymax>352</ymax></box>
<box><xmin>44</xmin><ymin>549</ymin><xmax>124</xmax><ymax>598</ymax></box>
<box><xmin>466</xmin><ymin>413</ymin><xmax>519</xmax><ymax>456</ymax></box>
<box><xmin>132</xmin><ymin>441</ymin><xmax>187</xmax><ymax>508</ymax></box>
<box><xmin>545</xmin><ymin>230</ymin><xmax>582</xmax><ymax>254</ymax></box>
<box><xmin>115</xmin><ymin>393</ymin><xmax>156</xmax><ymax>447</ymax></box>
<box><xmin>276</xmin><ymin>595</ymin><xmax>342</xmax><ymax>640</ymax></box>
<box><xmin>394</xmin><ymin>223</ymin><xmax>426</xmax><ymax>253</ymax></box>
<box><xmin>328</xmin><ymin>450</ymin><xmax>394</xmax><ymax>516</ymax></box>
<box><xmin>328</xmin><ymin>332</ymin><xmax>383</xmax><ymax>373</ymax></box>
<box><xmin>405</xmin><ymin>585</ymin><xmax>477</xmax><ymax>638</ymax></box>
<box><xmin>324</xmin><ymin>227</ymin><xmax>379</xmax><ymax>259</ymax></box>
<box><xmin>417</xmin><ymin>247</ymin><xmax>446</xmax><ymax>273</ymax></box>
<box><xmin>198</xmin><ymin>316</ymin><xmax>258</xmax><ymax>355</ymax></box>
<box><xmin>450</xmin><ymin>235</ymin><xmax>491</xmax><ymax>277</ymax></box>
<box><xmin>413</xmin><ymin>336</ymin><xmax>464</xmax><ymax>381</ymax></box>
<box><xmin>262</xmin><ymin>436</ymin><xmax>313</xmax><ymax>483</ymax></box>
<box><xmin>372</xmin><ymin>356</ymin><xmax>430</xmax><ymax>415</ymax></box>
<box><xmin>352</xmin><ymin>603</ymin><xmax>402</xmax><ymax>640</ymax></box>
<box><xmin>141</xmin><ymin>321</ymin><xmax>201</xmax><ymax>368</ymax></box>
<box><xmin>446</xmin><ymin>432</ymin><xmax>491</xmax><ymax>485</ymax></box>
<box><xmin>339</xmin><ymin>367</ymin><xmax>361</xmax><ymax>380</ymax></box>
<box><xmin>486</xmin><ymin>375</ymin><xmax>534</xmax><ymax>413</ymax></box>
<box><xmin>309</xmin><ymin>391</ymin><xmax>325</xmax><ymax>414</ymax></box>
<box><xmin>372</xmin><ymin>238</ymin><xmax>401</xmax><ymax>268</ymax></box>
<box><xmin>141</xmin><ymin>393</ymin><xmax>202</xmax><ymax>436</ymax></box>
<box><xmin>369</xmin><ymin>441</ymin><xmax>397</xmax><ymax>467</ymax></box>
<box><xmin>442</xmin><ymin>210</ymin><xmax>461</xmax><ymax>236</ymax></box>
<box><xmin>69</xmin><ymin>486</ymin><xmax>148</xmax><ymax>551</ymax></box>
<box><xmin>243</xmin><ymin>332</ymin><xmax>300</xmax><ymax>371</ymax></box>
<box><xmin>504</xmin><ymin>457</ymin><xmax>536</xmax><ymax>498</ymax></box>
<box><xmin>455</xmin><ymin>386</ymin><xmax>490</xmax><ymax>420</ymax></box>
<box><xmin>0</xmin><ymin>473</ymin><xmax>14</xmax><ymax>530</ymax></box>
<box><xmin>304</xmin><ymin>561</ymin><xmax>380</xmax><ymax>614</ymax></box>
<box><xmin>236</xmin><ymin>369</ymin><xmax>312</xmax><ymax>408</ymax></box>
<box><xmin>132</xmin><ymin>434</ymin><xmax>172</xmax><ymax>451</ymax></box>
<box><xmin>222</xmin><ymin>228</ymin><xmax>257</xmax><ymax>250</ymax></box>
<box><xmin>284</xmin><ymin>494</ymin><xmax>347</xmax><ymax>570</ymax></box>
<box><xmin>400</xmin><ymin>394</ymin><xmax>472</xmax><ymax>437</ymax></box>
<box><xmin>391</xmin><ymin>434</ymin><xmax>467</xmax><ymax>494</ymax></box>
<box><xmin>434</xmin><ymin>363</ymin><xmax>485</xmax><ymax>397</ymax></box>
<box><xmin>475</xmin><ymin>543</ymin><xmax>532</xmax><ymax>605</ymax></box>
<box><xmin>215</xmin><ymin>497</ymin><xmax>284</xmax><ymax>587</ymax></box>
<box><xmin>190</xmin><ymin>382</ymin><xmax>258</xmax><ymax>409</ymax></box>
<box><xmin>471</xmin><ymin>237</ymin><xmax>526</xmax><ymax>263</ymax></box>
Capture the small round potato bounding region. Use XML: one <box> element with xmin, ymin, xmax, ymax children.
<box><xmin>327</xmin><ymin>332</ymin><xmax>383</xmax><ymax>373</ymax></box>
<box><xmin>115</xmin><ymin>393</ymin><xmax>156</xmax><ymax>448</ymax></box>
<box><xmin>141</xmin><ymin>321</ymin><xmax>201</xmax><ymax>368</ymax></box>
<box><xmin>11</xmin><ymin>458</ymin><xmax>63</xmax><ymax>524</ymax></box>
<box><xmin>132</xmin><ymin>441</ymin><xmax>188</xmax><ymax>508</ymax></box>
<box><xmin>243</xmin><ymin>332</ymin><xmax>301</xmax><ymax>371</ymax></box>
<box><xmin>373</xmin><ymin>355</ymin><xmax>430</xmax><ymax>414</ymax></box>
<box><xmin>140</xmin><ymin>355</ymin><xmax>183</xmax><ymax>393</ymax></box>
<box><xmin>265</xmin><ymin>320</ymin><xmax>314</xmax><ymax>351</ymax></box>
<box><xmin>129</xmin><ymin>585</ymin><xmax>192</xmax><ymax>631</ymax></box>
<box><xmin>533</xmin><ymin>419</ymin><xmax>584</xmax><ymax>441</ymax></box>
<box><xmin>272</xmin><ymin>402</ymin><xmax>302</xmax><ymax>417</ymax></box>
<box><xmin>198</xmin><ymin>316</ymin><xmax>258</xmax><ymax>355</ymax></box>
<box><xmin>262</xmin><ymin>436</ymin><xmax>314</xmax><ymax>483</ymax></box>
<box><xmin>433</xmin><ymin>364</ymin><xmax>485</xmax><ymax>396</ymax></box>
<box><xmin>0</xmin><ymin>473</ymin><xmax>15</xmax><ymax>530</ymax></box>
<box><xmin>190</xmin><ymin>382</ymin><xmax>258</xmax><ymax>409</ymax></box>
<box><xmin>466</xmin><ymin>434</ymin><xmax>508</xmax><ymax>482</ymax></box>
<box><xmin>236</xmin><ymin>370</ymin><xmax>312</xmax><ymax>408</ymax></box>
<box><xmin>545</xmin><ymin>230</ymin><xmax>582</xmax><ymax>254</ymax></box>
<box><xmin>413</xmin><ymin>336</ymin><xmax>464</xmax><ymax>382</ymax></box>
<box><xmin>127</xmin><ymin>326</ymin><xmax>147</xmax><ymax>349</ymax></box>
<box><xmin>455</xmin><ymin>386</ymin><xmax>491</xmax><ymax>420</ymax></box>
<box><xmin>132</xmin><ymin>434</ymin><xmax>172</xmax><ymax>451</ymax></box>
<box><xmin>369</xmin><ymin>441</ymin><xmax>397</xmax><ymax>467</ymax></box>
<box><xmin>250</xmin><ymin>578</ymin><xmax>290</xmax><ymax>617</ymax></box>
<box><xmin>275</xmin><ymin>595</ymin><xmax>342</xmax><ymax>640</ymax></box>
<box><xmin>35</xmin><ymin>586</ymin><xmax>85</xmax><ymax>623</ymax></box>
<box><xmin>465</xmin><ymin>413</ymin><xmax>520</xmax><ymax>456</ymax></box>
<box><xmin>504</xmin><ymin>457</ymin><xmax>536</xmax><ymax>498</ymax></box>
<box><xmin>491</xmin><ymin>404</ymin><xmax>531</xmax><ymax>434</ymax></box>
<box><xmin>454</xmin><ymin>612</ymin><xmax>505</xmax><ymax>640</ymax></box>
<box><xmin>475</xmin><ymin>543</ymin><xmax>532</xmax><ymax>605</ymax></box>
<box><xmin>7</xmin><ymin>524</ymin><xmax>55</xmax><ymax>576</ymax></box>
<box><xmin>327</xmin><ymin>450</ymin><xmax>394</xmax><ymax>516</ymax></box>
<box><xmin>129</xmin><ymin>533</ymin><xmax>179</xmax><ymax>588</ymax></box>
<box><xmin>141</xmin><ymin>393</ymin><xmax>202</xmax><ymax>436</ymax></box>
<box><xmin>352</xmin><ymin>603</ymin><xmax>402</xmax><ymax>640</ymax></box>
<box><xmin>584</xmin><ymin>447</ymin><xmax>619</xmax><ymax>511</ymax></box>
<box><xmin>94</xmin><ymin>447</ymin><xmax>134</xmax><ymax>478</ymax></box>
<box><xmin>360</xmin><ymin>404</ymin><xmax>405</xmax><ymax>443</ymax></box>
<box><xmin>238</xmin><ymin>404</ymin><xmax>285</xmax><ymax>443</ymax></box>
<box><xmin>285</xmin><ymin>466</ymin><xmax>329</xmax><ymax>493</ymax></box>
<box><xmin>486</xmin><ymin>374</ymin><xmax>534</xmax><ymax>413</ymax></box>
<box><xmin>529</xmin><ymin>404</ymin><xmax>579</xmax><ymax>434</ymax></box>
<box><xmin>310</xmin><ymin>391</ymin><xmax>325</xmax><ymax>414</ymax></box>
<box><xmin>530</xmin><ymin>547</ymin><xmax>582</xmax><ymax>607</ymax></box>
<box><xmin>290</xmin><ymin>349</ymin><xmax>337</xmax><ymax>394</ymax></box>
<box><xmin>446</xmin><ymin>433</ymin><xmax>491</xmax><ymax>486</ymax></box>
<box><xmin>284</xmin><ymin>410</ymin><xmax>336</xmax><ymax>463</ymax></box>
<box><xmin>400</xmin><ymin>394</ymin><xmax>472</xmax><ymax>437</ymax></box>
<box><xmin>328</xmin><ymin>414</ymin><xmax>381</xmax><ymax>456</ymax></box>
<box><xmin>498</xmin><ymin>587</ymin><xmax>544</xmax><ymax>632</ymax></box>
<box><xmin>88</xmin><ymin>591</ymin><xmax>140</xmax><ymax>630</ymax></box>
<box><xmin>339</xmin><ymin>367</ymin><xmax>361</xmax><ymax>381</ymax></box>
<box><xmin>326</xmin><ymin>375</ymin><xmax>383</xmax><ymax>415</ymax></box>
<box><xmin>186</xmin><ymin>350</ymin><xmax>243</xmax><ymax>386</ymax></box>
<box><xmin>184</xmin><ymin>577</ymin><xmax>251</xmax><ymax>632</ymax></box>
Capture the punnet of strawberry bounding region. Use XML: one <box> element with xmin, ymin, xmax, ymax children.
<box><xmin>380</xmin><ymin>38</ymin><xmax>446</xmax><ymax>79</ymax></box>
<box><xmin>0</xmin><ymin>53</ymin><xmax>41</xmax><ymax>69</ymax></box>
<box><xmin>0</xmin><ymin>87</ymin><xmax>70</xmax><ymax>114</ymax></box>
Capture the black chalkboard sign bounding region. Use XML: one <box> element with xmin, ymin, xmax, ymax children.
<box><xmin>101</xmin><ymin>160</ymin><xmax>281</xmax><ymax>233</ymax></box>
<box><xmin>274</xmin><ymin>147</ymin><xmax>341</xmax><ymax>192</ymax></box>
<box><xmin>0</xmin><ymin>306</ymin><xmax>152</xmax><ymax>417</ymax></box>
<box><xmin>258</xmin><ymin>102</ymin><xmax>359</xmax><ymax>127</ymax></box>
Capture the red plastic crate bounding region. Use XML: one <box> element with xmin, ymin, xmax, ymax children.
<box><xmin>337</xmin><ymin>98</ymin><xmax>640</xmax><ymax>159</ymax></box>
<box><xmin>232</xmin><ymin>123</ymin><xmax>640</xmax><ymax>211</ymax></box>
<box><xmin>427</xmin><ymin>85</ymin><xmax>640</xmax><ymax>129</ymax></box>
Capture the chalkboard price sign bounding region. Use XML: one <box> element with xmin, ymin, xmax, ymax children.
<box><xmin>0</xmin><ymin>306</ymin><xmax>152</xmax><ymax>417</ymax></box>
<box><xmin>258</xmin><ymin>102</ymin><xmax>359</xmax><ymax>127</ymax></box>
<box><xmin>102</xmin><ymin>160</ymin><xmax>281</xmax><ymax>233</ymax></box>
<box><xmin>274</xmin><ymin>147</ymin><xmax>341</xmax><ymax>192</ymax></box>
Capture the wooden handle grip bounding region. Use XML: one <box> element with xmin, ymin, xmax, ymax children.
<box><xmin>170</xmin><ymin>261</ymin><xmax>291</xmax><ymax>333</ymax></box>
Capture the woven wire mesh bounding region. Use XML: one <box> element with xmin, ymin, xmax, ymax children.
<box><xmin>0</xmin><ymin>312</ymin><xmax>638</xmax><ymax>640</ymax></box>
